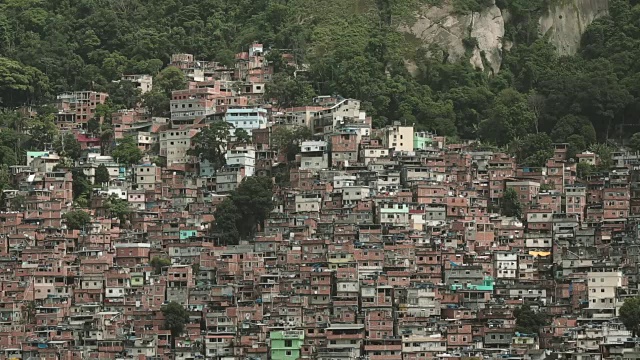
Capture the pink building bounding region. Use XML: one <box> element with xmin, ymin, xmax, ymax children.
<box><xmin>55</xmin><ymin>91</ymin><xmax>108</xmax><ymax>130</ymax></box>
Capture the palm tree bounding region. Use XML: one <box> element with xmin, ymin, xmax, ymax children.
<box><xmin>508</xmin><ymin>136</ymin><xmax>524</xmax><ymax>163</ymax></box>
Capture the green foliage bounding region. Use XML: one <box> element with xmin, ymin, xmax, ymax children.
<box><xmin>589</xmin><ymin>143</ymin><xmax>614</xmax><ymax>171</ymax></box>
<box><xmin>155</xmin><ymin>66</ymin><xmax>187</xmax><ymax>97</ymax></box>
<box><xmin>271</xmin><ymin>125</ymin><xmax>312</xmax><ymax>162</ymax></box>
<box><xmin>190</xmin><ymin>121</ymin><xmax>233</xmax><ymax>170</ymax></box>
<box><xmin>0</xmin><ymin>146</ymin><xmax>17</xmax><ymax>167</ymax></box>
<box><xmin>0</xmin><ymin>0</ymin><xmax>638</xmax><ymax>159</ymax></box>
<box><xmin>112</xmin><ymin>135</ymin><xmax>143</xmax><ymax>166</ymax></box>
<box><xmin>142</xmin><ymin>89</ymin><xmax>170</xmax><ymax>117</ymax></box>
<box><xmin>213</xmin><ymin>176</ymin><xmax>274</xmax><ymax>242</ymax></box>
<box><xmin>95</xmin><ymin>164</ymin><xmax>110</xmax><ymax>185</ymax></box>
<box><xmin>106</xmin><ymin>195</ymin><xmax>131</xmax><ymax>226</ymax></box>
<box><xmin>0</xmin><ymin>164</ymin><xmax>12</xmax><ymax>192</ymax></box>
<box><xmin>500</xmin><ymin>188</ymin><xmax>522</xmax><ymax>219</ymax></box>
<box><xmin>620</xmin><ymin>297</ymin><xmax>640</xmax><ymax>337</ymax></box>
<box><xmin>514</xmin><ymin>304</ymin><xmax>548</xmax><ymax>335</ymax></box>
<box><xmin>265</xmin><ymin>73</ymin><xmax>316</xmax><ymax>108</ymax></box>
<box><xmin>150</xmin><ymin>256</ymin><xmax>171</xmax><ymax>275</ymax></box>
<box><xmin>161</xmin><ymin>301</ymin><xmax>190</xmax><ymax>343</ymax></box>
<box><xmin>0</xmin><ymin>57</ymin><xmax>49</xmax><ymax>107</ymax></box>
<box><xmin>104</xmin><ymin>81</ymin><xmax>142</xmax><ymax>110</ymax></box>
<box><xmin>453</xmin><ymin>0</ymin><xmax>493</xmax><ymax>14</ymax></box>
<box><xmin>509</xmin><ymin>133</ymin><xmax>554</xmax><ymax>167</ymax></box>
<box><xmin>72</xmin><ymin>169</ymin><xmax>91</xmax><ymax>200</ymax></box>
<box><xmin>213</xmin><ymin>198</ymin><xmax>241</xmax><ymax>245</ymax></box>
<box><xmin>53</xmin><ymin>132</ymin><xmax>82</xmax><ymax>161</ymax></box>
<box><xmin>26</xmin><ymin>115</ymin><xmax>58</xmax><ymax>151</ymax></box>
<box><xmin>63</xmin><ymin>210</ymin><xmax>92</xmax><ymax>230</ymax></box>
<box><xmin>232</xmin><ymin>176</ymin><xmax>274</xmax><ymax>236</ymax></box>
<box><xmin>629</xmin><ymin>133</ymin><xmax>640</xmax><ymax>153</ymax></box>
<box><xmin>576</xmin><ymin>162</ymin><xmax>593</xmax><ymax>179</ymax></box>
<box><xmin>479</xmin><ymin>89</ymin><xmax>536</xmax><ymax>146</ymax></box>
<box><xmin>234</xmin><ymin>128</ymin><xmax>251</xmax><ymax>144</ymax></box>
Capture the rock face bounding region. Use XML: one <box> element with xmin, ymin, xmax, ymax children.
<box><xmin>539</xmin><ymin>0</ymin><xmax>609</xmax><ymax>55</ymax></box>
<box><xmin>404</xmin><ymin>0</ymin><xmax>609</xmax><ymax>74</ymax></box>
<box><xmin>404</xmin><ymin>1</ymin><xmax>505</xmax><ymax>74</ymax></box>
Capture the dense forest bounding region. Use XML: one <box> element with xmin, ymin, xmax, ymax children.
<box><xmin>1</xmin><ymin>0</ymin><xmax>640</xmax><ymax>168</ymax></box>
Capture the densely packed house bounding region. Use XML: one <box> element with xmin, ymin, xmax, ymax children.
<box><xmin>1</xmin><ymin>44</ymin><xmax>640</xmax><ymax>360</ymax></box>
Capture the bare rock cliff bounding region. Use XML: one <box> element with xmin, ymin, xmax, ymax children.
<box><xmin>404</xmin><ymin>0</ymin><xmax>608</xmax><ymax>73</ymax></box>
<box><xmin>404</xmin><ymin>1</ymin><xmax>504</xmax><ymax>74</ymax></box>
<box><xmin>540</xmin><ymin>0</ymin><xmax>609</xmax><ymax>55</ymax></box>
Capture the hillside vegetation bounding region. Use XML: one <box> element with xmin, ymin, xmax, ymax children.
<box><xmin>0</xmin><ymin>0</ymin><xmax>639</xmax><ymax>165</ymax></box>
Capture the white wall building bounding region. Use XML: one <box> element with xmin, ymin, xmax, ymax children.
<box><xmin>225</xmin><ymin>146</ymin><xmax>255</xmax><ymax>177</ymax></box>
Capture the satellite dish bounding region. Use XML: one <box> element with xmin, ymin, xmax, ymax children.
<box><xmin>245</xmin><ymin>313</ymin><xmax>251</xmax><ymax>320</ymax></box>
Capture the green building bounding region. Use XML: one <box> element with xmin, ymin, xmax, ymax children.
<box><xmin>270</xmin><ymin>330</ymin><xmax>304</xmax><ymax>360</ymax></box>
<box><xmin>451</xmin><ymin>276</ymin><xmax>495</xmax><ymax>291</ymax></box>
<box><xmin>26</xmin><ymin>151</ymin><xmax>50</xmax><ymax>165</ymax></box>
<box><xmin>413</xmin><ymin>132</ymin><xmax>433</xmax><ymax>150</ymax></box>
<box><xmin>179</xmin><ymin>229</ymin><xmax>197</xmax><ymax>240</ymax></box>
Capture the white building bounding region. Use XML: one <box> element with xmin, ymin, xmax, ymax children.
<box><xmin>225</xmin><ymin>107</ymin><xmax>268</xmax><ymax>135</ymax></box>
<box><xmin>383</xmin><ymin>123</ymin><xmax>414</xmax><ymax>153</ymax></box>
<box><xmin>295</xmin><ymin>192</ymin><xmax>322</xmax><ymax>213</ymax></box>
<box><xmin>311</xmin><ymin>97</ymin><xmax>366</xmax><ymax>135</ymax></box>
<box><xmin>341</xmin><ymin>186</ymin><xmax>370</xmax><ymax>205</ymax></box>
<box><xmin>121</xmin><ymin>74</ymin><xmax>153</xmax><ymax>94</ymax></box>
<box><xmin>225</xmin><ymin>145</ymin><xmax>255</xmax><ymax>177</ymax></box>
<box><xmin>300</xmin><ymin>140</ymin><xmax>328</xmax><ymax>172</ymax></box>
<box><xmin>494</xmin><ymin>252</ymin><xmax>518</xmax><ymax>280</ymax></box>
<box><xmin>159</xmin><ymin>128</ymin><xmax>200</xmax><ymax>166</ymax></box>
<box><xmin>134</xmin><ymin>164</ymin><xmax>160</xmax><ymax>190</ymax></box>
<box><xmin>587</xmin><ymin>270</ymin><xmax>625</xmax><ymax>318</ymax></box>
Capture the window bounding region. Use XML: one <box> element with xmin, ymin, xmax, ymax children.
<box><xmin>284</xmin><ymin>340</ymin><xmax>292</xmax><ymax>347</ymax></box>
<box><xmin>285</xmin><ymin>351</ymin><xmax>292</xmax><ymax>356</ymax></box>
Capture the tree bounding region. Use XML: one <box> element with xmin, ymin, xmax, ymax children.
<box><xmin>620</xmin><ymin>297</ymin><xmax>640</xmax><ymax>337</ymax></box>
<box><xmin>150</xmin><ymin>256</ymin><xmax>171</xmax><ymax>275</ymax></box>
<box><xmin>87</xmin><ymin>118</ymin><xmax>101</xmax><ymax>137</ymax></box>
<box><xmin>142</xmin><ymin>89</ymin><xmax>170</xmax><ymax>117</ymax></box>
<box><xmin>63</xmin><ymin>210</ymin><xmax>92</xmax><ymax>230</ymax></box>
<box><xmin>271</xmin><ymin>125</ymin><xmax>312</xmax><ymax>162</ymax></box>
<box><xmin>95</xmin><ymin>164</ymin><xmax>110</xmax><ymax>184</ymax></box>
<box><xmin>630</xmin><ymin>133</ymin><xmax>640</xmax><ymax>153</ymax></box>
<box><xmin>190</xmin><ymin>121</ymin><xmax>233</xmax><ymax>171</ymax></box>
<box><xmin>106</xmin><ymin>195</ymin><xmax>131</xmax><ymax>226</ymax></box>
<box><xmin>0</xmin><ymin>57</ymin><xmax>49</xmax><ymax>107</ymax></box>
<box><xmin>0</xmin><ymin>164</ymin><xmax>12</xmax><ymax>193</ymax></box>
<box><xmin>234</xmin><ymin>128</ymin><xmax>251</xmax><ymax>144</ymax></box>
<box><xmin>589</xmin><ymin>143</ymin><xmax>614</xmax><ymax>171</ymax></box>
<box><xmin>576</xmin><ymin>162</ymin><xmax>594</xmax><ymax>179</ymax></box>
<box><xmin>231</xmin><ymin>176</ymin><xmax>274</xmax><ymax>238</ymax></box>
<box><xmin>100</xmin><ymin>127</ymin><xmax>115</xmax><ymax>156</ymax></box>
<box><xmin>72</xmin><ymin>169</ymin><xmax>91</xmax><ymax>200</ymax></box>
<box><xmin>213</xmin><ymin>198</ymin><xmax>241</xmax><ymax>245</ymax></box>
<box><xmin>0</xmin><ymin>146</ymin><xmax>17</xmax><ymax>167</ymax></box>
<box><xmin>7</xmin><ymin>194</ymin><xmax>25</xmax><ymax>211</ymax></box>
<box><xmin>112</xmin><ymin>135</ymin><xmax>143</xmax><ymax>165</ymax></box>
<box><xmin>516</xmin><ymin>133</ymin><xmax>554</xmax><ymax>167</ymax></box>
<box><xmin>265</xmin><ymin>73</ymin><xmax>316</xmax><ymax>108</ymax></box>
<box><xmin>26</xmin><ymin>115</ymin><xmax>58</xmax><ymax>150</ymax></box>
<box><xmin>500</xmin><ymin>188</ymin><xmax>522</xmax><ymax>219</ymax></box>
<box><xmin>155</xmin><ymin>66</ymin><xmax>187</xmax><ymax>97</ymax></box>
<box><xmin>53</xmin><ymin>132</ymin><xmax>82</xmax><ymax>161</ymax></box>
<box><xmin>514</xmin><ymin>304</ymin><xmax>548</xmax><ymax>335</ymax></box>
<box><xmin>162</xmin><ymin>301</ymin><xmax>189</xmax><ymax>348</ymax></box>
<box><xmin>479</xmin><ymin>89</ymin><xmax>536</xmax><ymax>146</ymax></box>
<box><xmin>105</xmin><ymin>80</ymin><xmax>142</xmax><ymax>109</ymax></box>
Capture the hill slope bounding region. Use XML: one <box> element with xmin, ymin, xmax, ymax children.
<box><xmin>0</xmin><ymin>0</ymin><xmax>637</xmax><ymax>154</ymax></box>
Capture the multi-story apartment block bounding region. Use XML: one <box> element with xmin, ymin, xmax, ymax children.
<box><xmin>55</xmin><ymin>91</ymin><xmax>108</xmax><ymax>129</ymax></box>
<box><xmin>225</xmin><ymin>107</ymin><xmax>268</xmax><ymax>135</ymax></box>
